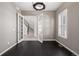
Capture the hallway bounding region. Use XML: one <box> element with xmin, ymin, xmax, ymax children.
<box><xmin>2</xmin><ymin>41</ymin><xmax>75</xmax><ymax>56</ymax></box>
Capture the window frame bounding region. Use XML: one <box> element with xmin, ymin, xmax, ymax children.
<box><xmin>58</xmin><ymin>8</ymin><xmax>67</xmax><ymax>39</ymax></box>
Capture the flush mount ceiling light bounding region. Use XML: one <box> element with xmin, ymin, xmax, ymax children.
<box><xmin>33</xmin><ymin>2</ymin><xmax>45</xmax><ymax>11</ymax></box>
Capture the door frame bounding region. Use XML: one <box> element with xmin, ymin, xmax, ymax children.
<box><xmin>17</xmin><ymin>13</ymin><xmax>24</xmax><ymax>43</ymax></box>
<box><xmin>37</xmin><ymin>14</ymin><xmax>44</xmax><ymax>43</ymax></box>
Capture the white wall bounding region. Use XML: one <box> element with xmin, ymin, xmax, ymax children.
<box><xmin>42</xmin><ymin>12</ymin><xmax>56</xmax><ymax>39</ymax></box>
<box><xmin>0</xmin><ymin>2</ymin><xmax>16</xmax><ymax>54</ymax></box>
<box><xmin>56</xmin><ymin>2</ymin><xmax>79</xmax><ymax>55</ymax></box>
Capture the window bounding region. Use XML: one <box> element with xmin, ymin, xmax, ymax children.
<box><xmin>58</xmin><ymin>9</ymin><xmax>67</xmax><ymax>38</ymax></box>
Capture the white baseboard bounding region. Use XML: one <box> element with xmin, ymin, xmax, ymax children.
<box><xmin>23</xmin><ymin>39</ymin><xmax>56</xmax><ymax>41</ymax></box>
<box><xmin>23</xmin><ymin>39</ymin><xmax>56</xmax><ymax>43</ymax></box>
<box><xmin>0</xmin><ymin>39</ymin><xmax>78</xmax><ymax>56</ymax></box>
<box><xmin>18</xmin><ymin>39</ymin><xmax>24</xmax><ymax>43</ymax></box>
<box><xmin>56</xmin><ymin>40</ymin><xmax>79</xmax><ymax>56</ymax></box>
<box><xmin>0</xmin><ymin>43</ymin><xmax>17</xmax><ymax>56</ymax></box>
<box><xmin>43</xmin><ymin>39</ymin><xmax>56</xmax><ymax>41</ymax></box>
<box><xmin>23</xmin><ymin>39</ymin><xmax>38</xmax><ymax>41</ymax></box>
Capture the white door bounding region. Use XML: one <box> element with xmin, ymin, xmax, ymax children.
<box><xmin>37</xmin><ymin>13</ymin><xmax>44</xmax><ymax>43</ymax></box>
<box><xmin>17</xmin><ymin>13</ymin><xmax>24</xmax><ymax>43</ymax></box>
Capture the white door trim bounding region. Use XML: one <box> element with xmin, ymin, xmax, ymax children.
<box><xmin>17</xmin><ymin>13</ymin><xmax>24</xmax><ymax>43</ymax></box>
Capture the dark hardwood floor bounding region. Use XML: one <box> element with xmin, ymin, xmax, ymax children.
<box><xmin>2</xmin><ymin>41</ymin><xmax>75</xmax><ymax>56</ymax></box>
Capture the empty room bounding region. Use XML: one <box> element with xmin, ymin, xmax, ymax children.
<box><xmin>0</xmin><ymin>1</ymin><xmax>79</xmax><ymax>56</ymax></box>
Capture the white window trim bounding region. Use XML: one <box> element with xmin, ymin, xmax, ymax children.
<box><xmin>58</xmin><ymin>8</ymin><xmax>67</xmax><ymax>39</ymax></box>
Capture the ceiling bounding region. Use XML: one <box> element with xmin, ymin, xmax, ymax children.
<box><xmin>14</xmin><ymin>2</ymin><xmax>63</xmax><ymax>11</ymax></box>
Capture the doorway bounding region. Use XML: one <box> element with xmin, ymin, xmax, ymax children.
<box><xmin>16</xmin><ymin>13</ymin><xmax>45</xmax><ymax>43</ymax></box>
<box><xmin>23</xmin><ymin>15</ymin><xmax>44</xmax><ymax>42</ymax></box>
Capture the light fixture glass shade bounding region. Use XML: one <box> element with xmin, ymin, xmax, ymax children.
<box><xmin>33</xmin><ymin>2</ymin><xmax>45</xmax><ymax>11</ymax></box>
<box><xmin>35</xmin><ymin>4</ymin><xmax>43</xmax><ymax>9</ymax></box>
